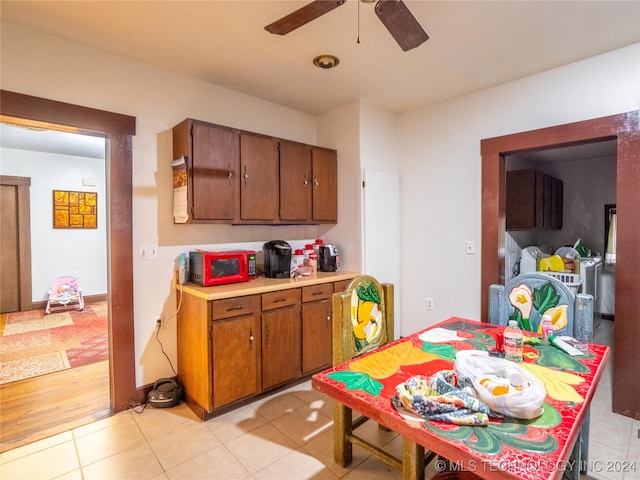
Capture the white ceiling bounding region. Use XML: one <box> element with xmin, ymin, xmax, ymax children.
<box><xmin>1</xmin><ymin>1</ymin><xmax>637</xmax><ymax>159</ymax></box>
<box><xmin>2</xmin><ymin>0</ymin><xmax>639</xmax><ymax>116</ymax></box>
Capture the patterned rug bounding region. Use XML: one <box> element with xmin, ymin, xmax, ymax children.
<box><xmin>0</xmin><ymin>301</ymin><xmax>108</xmax><ymax>384</ymax></box>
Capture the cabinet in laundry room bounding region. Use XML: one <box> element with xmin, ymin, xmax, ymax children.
<box><xmin>506</xmin><ymin>169</ymin><xmax>563</xmax><ymax>231</ymax></box>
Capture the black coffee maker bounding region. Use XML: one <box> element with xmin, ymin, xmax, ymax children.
<box><xmin>318</xmin><ymin>244</ymin><xmax>340</xmax><ymax>272</ymax></box>
<box><xmin>263</xmin><ymin>240</ymin><xmax>292</xmax><ymax>278</ymax></box>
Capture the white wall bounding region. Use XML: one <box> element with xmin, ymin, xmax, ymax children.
<box><xmin>0</xmin><ymin>20</ymin><xmax>359</xmax><ymax>386</ymax></box>
<box><xmin>0</xmin><ymin>147</ymin><xmax>108</xmax><ymax>300</ymax></box>
<box><xmin>397</xmin><ymin>43</ymin><xmax>640</xmax><ymax>336</ymax></box>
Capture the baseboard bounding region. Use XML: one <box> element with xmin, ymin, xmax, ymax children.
<box><xmin>31</xmin><ymin>293</ymin><xmax>108</xmax><ymax>311</ymax></box>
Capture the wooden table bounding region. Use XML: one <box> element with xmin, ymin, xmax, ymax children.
<box><xmin>312</xmin><ymin>317</ymin><xmax>609</xmax><ymax>480</ymax></box>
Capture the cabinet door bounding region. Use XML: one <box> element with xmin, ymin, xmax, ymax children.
<box><xmin>212</xmin><ymin>313</ymin><xmax>259</xmax><ymax>409</ymax></box>
<box><xmin>191</xmin><ymin>121</ymin><xmax>239</xmax><ymax>221</ymax></box>
<box><xmin>552</xmin><ymin>177</ymin><xmax>563</xmax><ymax>229</ymax></box>
<box><xmin>279</xmin><ymin>141</ymin><xmax>312</xmax><ymax>221</ymax></box>
<box><xmin>240</xmin><ymin>132</ymin><xmax>278</xmax><ymax>221</ymax></box>
<box><xmin>302</xmin><ymin>298</ymin><xmax>332</xmax><ymax>373</ymax></box>
<box><xmin>262</xmin><ymin>305</ymin><xmax>301</xmax><ymax>390</ymax></box>
<box><xmin>312</xmin><ymin>147</ymin><xmax>338</xmax><ymax>222</ymax></box>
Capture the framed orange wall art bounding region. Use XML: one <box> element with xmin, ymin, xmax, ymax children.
<box><xmin>53</xmin><ymin>190</ymin><xmax>97</xmax><ymax>228</ymax></box>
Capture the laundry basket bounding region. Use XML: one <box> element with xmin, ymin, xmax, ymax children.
<box><xmin>541</xmin><ymin>271</ymin><xmax>583</xmax><ymax>294</ymax></box>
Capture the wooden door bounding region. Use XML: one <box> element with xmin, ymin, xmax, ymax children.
<box><xmin>212</xmin><ymin>314</ymin><xmax>259</xmax><ymax>409</ymax></box>
<box><xmin>0</xmin><ymin>176</ymin><xmax>32</xmax><ymax>313</ymax></box>
<box><xmin>261</xmin><ymin>305</ymin><xmax>301</xmax><ymax>390</ymax></box>
<box><xmin>240</xmin><ymin>132</ymin><xmax>278</xmax><ymax>221</ymax></box>
<box><xmin>191</xmin><ymin>121</ymin><xmax>239</xmax><ymax>221</ymax></box>
<box><xmin>279</xmin><ymin>141</ymin><xmax>311</xmax><ymax>221</ymax></box>
<box><xmin>311</xmin><ymin>147</ymin><xmax>337</xmax><ymax>222</ymax></box>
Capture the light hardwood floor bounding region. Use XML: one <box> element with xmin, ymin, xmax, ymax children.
<box><xmin>0</xmin><ymin>360</ymin><xmax>110</xmax><ymax>453</ymax></box>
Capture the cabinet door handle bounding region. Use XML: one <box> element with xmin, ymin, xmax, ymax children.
<box><xmin>228</xmin><ymin>164</ymin><xmax>233</xmax><ymax>185</ymax></box>
<box><xmin>303</xmin><ymin>178</ymin><xmax>309</xmax><ymax>192</ymax></box>
<box><xmin>314</xmin><ymin>178</ymin><xmax>319</xmax><ymax>190</ymax></box>
<box><xmin>227</xmin><ymin>304</ymin><xmax>245</xmax><ymax>311</ymax></box>
<box><xmin>249</xmin><ymin>328</ymin><xmax>254</xmax><ymax>347</ymax></box>
<box><xmin>273</xmin><ymin>297</ymin><xmax>287</xmax><ymax>303</ymax></box>
<box><xmin>326</xmin><ymin>315</ymin><xmax>331</xmax><ymax>324</ymax></box>
<box><xmin>244</xmin><ymin>165</ymin><xmax>248</xmax><ymax>187</ymax></box>
<box><xmin>311</xmin><ymin>291</ymin><xmax>323</xmax><ymax>296</ymax></box>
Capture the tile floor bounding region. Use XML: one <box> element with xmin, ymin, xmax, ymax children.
<box><xmin>1</xmin><ymin>319</ymin><xmax>638</xmax><ymax>480</ymax></box>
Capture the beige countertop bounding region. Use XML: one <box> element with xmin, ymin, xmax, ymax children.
<box><xmin>177</xmin><ymin>271</ymin><xmax>360</xmax><ymax>301</ymax></box>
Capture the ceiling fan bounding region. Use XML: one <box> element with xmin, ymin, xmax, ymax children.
<box><xmin>265</xmin><ymin>0</ymin><xmax>429</xmax><ymax>52</ymax></box>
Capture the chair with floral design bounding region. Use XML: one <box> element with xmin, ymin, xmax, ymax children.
<box><xmin>488</xmin><ymin>272</ymin><xmax>594</xmax><ymax>476</ymax></box>
<box><xmin>331</xmin><ymin>275</ymin><xmax>435</xmax><ymax>477</ymax></box>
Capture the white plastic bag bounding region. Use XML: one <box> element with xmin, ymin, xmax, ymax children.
<box><xmin>454</xmin><ymin>350</ymin><xmax>545</xmax><ymax>419</ymax></box>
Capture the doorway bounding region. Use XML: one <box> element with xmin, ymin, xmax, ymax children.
<box><xmin>480</xmin><ymin>110</ymin><xmax>640</xmax><ymax>420</ymax></box>
<box><xmin>0</xmin><ymin>176</ymin><xmax>32</xmax><ymax>313</ymax></box>
<box><xmin>0</xmin><ymin>91</ymin><xmax>138</xmax><ymax>431</ymax></box>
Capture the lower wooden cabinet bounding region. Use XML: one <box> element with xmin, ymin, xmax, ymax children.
<box><xmin>212</xmin><ymin>312</ymin><xmax>259</xmax><ymax>409</ymax></box>
<box><xmin>261</xmin><ymin>289</ymin><xmax>301</xmax><ymax>390</ymax></box>
<box><xmin>176</xmin><ymin>274</ymin><xmax>357</xmax><ymax>419</ymax></box>
<box><xmin>301</xmin><ymin>284</ymin><xmax>333</xmax><ymax>374</ymax></box>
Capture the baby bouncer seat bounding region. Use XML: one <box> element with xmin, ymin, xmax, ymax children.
<box><xmin>45</xmin><ymin>276</ymin><xmax>84</xmax><ymax>314</ymax></box>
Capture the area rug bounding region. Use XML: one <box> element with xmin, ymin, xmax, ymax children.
<box><xmin>0</xmin><ymin>301</ymin><xmax>108</xmax><ymax>384</ymax></box>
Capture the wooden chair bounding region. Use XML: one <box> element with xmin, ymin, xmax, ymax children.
<box><xmin>488</xmin><ymin>272</ymin><xmax>594</xmax><ymax>477</ymax></box>
<box><xmin>45</xmin><ymin>276</ymin><xmax>84</xmax><ymax>314</ymax></box>
<box><xmin>332</xmin><ymin>275</ymin><xmax>434</xmax><ymax>479</ymax></box>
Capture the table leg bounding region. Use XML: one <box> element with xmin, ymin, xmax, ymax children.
<box><xmin>402</xmin><ymin>437</ymin><xmax>425</xmax><ymax>480</ymax></box>
<box><xmin>334</xmin><ymin>401</ymin><xmax>353</xmax><ymax>467</ymax></box>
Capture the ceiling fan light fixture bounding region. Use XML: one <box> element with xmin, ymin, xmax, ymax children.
<box><xmin>313</xmin><ymin>54</ymin><xmax>340</xmax><ymax>69</ymax></box>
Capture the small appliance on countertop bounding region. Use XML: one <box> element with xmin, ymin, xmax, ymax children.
<box><xmin>189</xmin><ymin>249</ymin><xmax>256</xmax><ymax>286</ymax></box>
<box><xmin>318</xmin><ymin>243</ymin><xmax>340</xmax><ymax>272</ymax></box>
<box><xmin>263</xmin><ymin>240</ymin><xmax>292</xmax><ymax>278</ymax></box>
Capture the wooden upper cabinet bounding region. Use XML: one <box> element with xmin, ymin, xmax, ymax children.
<box><xmin>172</xmin><ymin>118</ymin><xmax>337</xmax><ymax>224</ymax></box>
<box><xmin>173</xmin><ymin>119</ymin><xmax>239</xmax><ymax>222</ymax></box>
<box><xmin>279</xmin><ymin>141</ymin><xmax>312</xmax><ymax>222</ymax></box>
<box><xmin>240</xmin><ymin>132</ymin><xmax>279</xmax><ymax>221</ymax></box>
<box><xmin>506</xmin><ymin>169</ymin><xmax>563</xmax><ymax>231</ymax></box>
<box><xmin>312</xmin><ymin>147</ymin><xmax>338</xmax><ymax>222</ymax></box>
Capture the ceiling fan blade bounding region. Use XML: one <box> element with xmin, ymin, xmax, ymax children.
<box><xmin>375</xmin><ymin>0</ymin><xmax>429</xmax><ymax>51</ymax></box>
<box><xmin>265</xmin><ymin>0</ymin><xmax>346</xmax><ymax>35</ymax></box>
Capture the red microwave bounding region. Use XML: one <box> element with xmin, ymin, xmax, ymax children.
<box><xmin>189</xmin><ymin>250</ymin><xmax>256</xmax><ymax>286</ymax></box>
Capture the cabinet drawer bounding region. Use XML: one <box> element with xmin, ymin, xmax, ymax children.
<box><xmin>333</xmin><ymin>279</ymin><xmax>353</xmax><ymax>294</ymax></box>
<box><xmin>211</xmin><ymin>295</ymin><xmax>257</xmax><ymax>320</ymax></box>
<box><xmin>302</xmin><ymin>283</ymin><xmax>333</xmax><ymax>303</ymax></box>
<box><xmin>262</xmin><ymin>288</ymin><xmax>301</xmax><ymax>311</ymax></box>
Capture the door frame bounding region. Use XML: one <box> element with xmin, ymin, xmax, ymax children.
<box><xmin>0</xmin><ymin>175</ymin><xmax>33</xmax><ymax>312</ymax></box>
<box><xmin>480</xmin><ymin>110</ymin><xmax>640</xmax><ymax>419</ymax></box>
<box><xmin>1</xmin><ymin>90</ymin><xmax>138</xmax><ymax>411</ymax></box>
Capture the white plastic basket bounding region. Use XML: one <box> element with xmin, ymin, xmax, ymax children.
<box><xmin>541</xmin><ymin>271</ymin><xmax>583</xmax><ymax>294</ymax></box>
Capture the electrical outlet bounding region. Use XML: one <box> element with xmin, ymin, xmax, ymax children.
<box><xmin>425</xmin><ymin>297</ymin><xmax>434</xmax><ymax>310</ymax></box>
<box><xmin>466</xmin><ymin>240</ymin><xmax>475</xmax><ymax>255</ymax></box>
